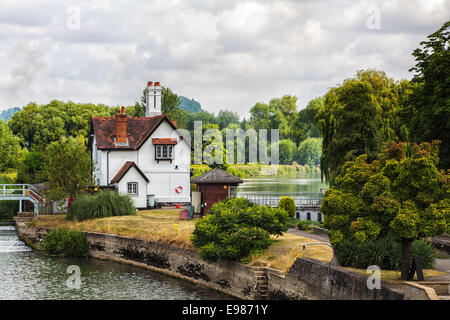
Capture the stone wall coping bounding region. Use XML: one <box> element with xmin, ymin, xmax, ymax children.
<box><xmin>404</xmin><ymin>282</ymin><xmax>439</xmax><ymax>300</ymax></box>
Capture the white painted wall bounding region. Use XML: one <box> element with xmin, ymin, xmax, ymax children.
<box><xmin>295</xmin><ymin>208</ymin><xmax>323</xmax><ymax>222</ymax></box>
<box><xmin>116</xmin><ymin>166</ymin><xmax>148</xmax><ymax>208</ymax></box>
<box><xmin>138</xmin><ymin>121</ymin><xmax>191</xmax><ymax>203</ymax></box>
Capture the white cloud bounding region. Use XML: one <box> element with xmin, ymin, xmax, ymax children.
<box><xmin>0</xmin><ymin>0</ymin><xmax>448</xmax><ymax>118</ymax></box>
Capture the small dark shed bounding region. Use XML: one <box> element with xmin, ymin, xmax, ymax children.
<box><xmin>191</xmin><ymin>167</ymin><xmax>243</xmax><ymax>215</ymax></box>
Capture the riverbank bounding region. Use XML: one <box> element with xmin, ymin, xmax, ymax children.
<box><xmin>30</xmin><ymin>210</ymin><xmax>333</xmax><ymax>273</ymax></box>
<box><xmin>16</xmin><ymin>215</ymin><xmax>407</xmax><ymax>300</ymax></box>
<box><xmin>191</xmin><ymin>164</ymin><xmax>320</xmax><ymax>179</ymax></box>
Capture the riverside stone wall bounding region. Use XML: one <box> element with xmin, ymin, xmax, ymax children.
<box><xmin>15</xmin><ymin>221</ymin><xmax>405</xmax><ymax>300</ymax></box>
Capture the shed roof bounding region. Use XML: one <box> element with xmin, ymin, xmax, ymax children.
<box><xmin>191</xmin><ymin>167</ymin><xmax>243</xmax><ymax>184</ymax></box>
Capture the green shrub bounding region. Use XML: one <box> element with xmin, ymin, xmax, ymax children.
<box><xmin>335</xmin><ymin>235</ymin><xmax>436</xmax><ymax>270</ymax></box>
<box><xmin>67</xmin><ymin>191</ymin><xmax>135</xmax><ymax>221</ymax></box>
<box><xmin>295</xmin><ymin>220</ymin><xmax>312</xmax><ymax>231</ymax></box>
<box><xmin>191</xmin><ymin>198</ymin><xmax>291</xmax><ymax>263</ymax></box>
<box><xmin>279</xmin><ymin>197</ymin><xmax>296</xmax><ymax>218</ymax></box>
<box><xmin>41</xmin><ymin>228</ymin><xmax>88</xmax><ymax>257</ymax></box>
<box><xmin>293</xmin><ymin>219</ymin><xmax>323</xmax><ymax>231</ymax></box>
<box><xmin>411</xmin><ymin>240</ymin><xmax>436</xmax><ymax>269</ymax></box>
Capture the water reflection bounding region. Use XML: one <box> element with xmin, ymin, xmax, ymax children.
<box><xmin>0</xmin><ymin>226</ymin><xmax>232</xmax><ymax>300</ymax></box>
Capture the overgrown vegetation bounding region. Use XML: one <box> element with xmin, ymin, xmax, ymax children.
<box><xmin>335</xmin><ymin>236</ymin><xmax>436</xmax><ymax>270</ymax></box>
<box><xmin>67</xmin><ymin>191</ymin><xmax>135</xmax><ymax>221</ymax></box>
<box><xmin>40</xmin><ymin>228</ymin><xmax>88</xmax><ymax>257</ymax></box>
<box><xmin>191</xmin><ymin>198</ymin><xmax>291</xmax><ymax>263</ymax></box>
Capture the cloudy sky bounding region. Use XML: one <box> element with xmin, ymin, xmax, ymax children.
<box><xmin>0</xmin><ymin>0</ymin><xmax>448</xmax><ymax>118</ymax></box>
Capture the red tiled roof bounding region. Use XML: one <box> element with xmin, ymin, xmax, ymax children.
<box><xmin>110</xmin><ymin>161</ymin><xmax>149</xmax><ymax>183</ymax></box>
<box><xmin>152</xmin><ymin>138</ymin><xmax>178</xmax><ymax>145</ymax></box>
<box><xmin>91</xmin><ymin>114</ymin><xmax>178</xmax><ymax>150</ymax></box>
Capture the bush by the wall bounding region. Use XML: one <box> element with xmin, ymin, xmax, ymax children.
<box><xmin>279</xmin><ymin>197</ymin><xmax>296</xmax><ymax>218</ymax></box>
<box><xmin>67</xmin><ymin>191</ymin><xmax>135</xmax><ymax>221</ymax></box>
<box><xmin>335</xmin><ymin>235</ymin><xmax>436</xmax><ymax>270</ymax></box>
<box><xmin>191</xmin><ymin>198</ymin><xmax>291</xmax><ymax>263</ymax></box>
<box><xmin>40</xmin><ymin>228</ymin><xmax>88</xmax><ymax>257</ymax></box>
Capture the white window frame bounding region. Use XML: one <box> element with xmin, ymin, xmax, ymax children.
<box><xmin>127</xmin><ymin>182</ymin><xmax>138</xmax><ymax>195</ymax></box>
<box><xmin>155</xmin><ymin>145</ymin><xmax>174</xmax><ymax>160</ymax></box>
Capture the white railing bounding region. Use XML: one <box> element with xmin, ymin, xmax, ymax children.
<box><xmin>0</xmin><ymin>184</ymin><xmax>42</xmax><ymax>203</ymax></box>
<box><xmin>232</xmin><ymin>192</ymin><xmax>323</xmax><ymax>208</ymax></box>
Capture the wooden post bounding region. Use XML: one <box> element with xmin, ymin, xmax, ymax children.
<box><xmin>19</xmin><ymin>199</ymin><xmax>22</xmax><ymax>213</ymax></box>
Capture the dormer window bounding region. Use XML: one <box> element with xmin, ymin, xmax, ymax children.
<box><xmin>152</xmin><ymin>138</ymin><xmax>177</xmax><ymax>162</ymax></box>
<box><xmin>155</xmin><ymin>145</ymin><xmax>174</xmax><ymax>160</ymax></box>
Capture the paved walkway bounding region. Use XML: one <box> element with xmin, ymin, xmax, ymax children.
<box><xmin>427</xmin><ymin>259</ymin><xmax>450</xmax><ymax>281</ymax></box>
<box><xmin>287</xmin><ymin>228</ymin><xmax>329</xmax><ymax>243</ymax></box>
<box><xmin>287</xmin><ymin>228</ymin><xmax>450</xmax><ymax>280</ymax></box>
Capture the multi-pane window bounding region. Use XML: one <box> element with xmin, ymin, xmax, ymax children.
<box><xmin>127</xmin><ymin>182</ymin><xmax>138</xmax><ymax>195</ymax></box>
<box><xmin>155</xmin><ymin>145</ymin><xmax>174</xmax><ymax>160</ymax></box>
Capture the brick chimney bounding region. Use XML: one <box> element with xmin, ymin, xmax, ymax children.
<box><xmin>115</xmin><ymin>106</ymin><xmax>128</xmax><ymax>145</ymax></box>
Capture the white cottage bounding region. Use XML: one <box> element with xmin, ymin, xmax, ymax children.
<box><xmin>89</xmin><ymin>81</ymin><xmax>191</xmax><ymax>209</ymax></box>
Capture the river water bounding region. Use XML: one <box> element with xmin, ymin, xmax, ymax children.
<box><xmin>0</xmin><ymin>225</ymin><xmax>231</xmax><ymax>300</ymax></box>
<box><xmin>238</xmin><ymin>172</ymin><xmax>328</xmax><ymax>194</ymax></box>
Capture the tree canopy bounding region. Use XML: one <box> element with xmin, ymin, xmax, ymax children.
<box><xmin>0</xmin><ymin>120</ymin><xmax>23</xmax><ymax>171</ymax></box>
<box><xmin>321</xmin><ymin>141</ymin><xmax>449</xmax><ymax>279</ymax></box>
<box><xmin>43</xmin><ymin>136</ymin><xmax>92</xmax><ymax>200</ymax></box>
<box><xmin>315</xmin><ymin>69</ymin><xmax>408</xmax><ymax>184</ymax></box>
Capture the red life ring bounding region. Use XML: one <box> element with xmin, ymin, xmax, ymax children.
<box><xmin>175</xmin><ymin>186</ymin><xmax>183</xmax><ymax>193</ymax></box>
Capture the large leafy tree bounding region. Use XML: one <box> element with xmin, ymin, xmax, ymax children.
<box><xmin>43</xmin><ymin>136</ymin><xmax>92</xmax><ymax>200</ymax></box>
<box><xmin>0</xmin><ymin>120</ymin><xmax>23</xmax><ymax>171</ymax></box>
<box><xmin>321</xmin><ymin>141</ymin><xmax>449</xmax><ymax>280</ymax></box>
<box><xmin>159</xmin><ymin>87</ymin><xmax>189</xmax><ymax>128</ymax></box>
<box><xmin>296</xmin><ymin>97</ymin><xmax>323</xmax><ymax>139</ymax></box>
<box><xmin>277</xmin><ymin>139</ymin><xmax>297</xmax><ymax>165</ymax></box>
<box><xmin>315</xmin><ymin>70</ymin><xmax>406</xmax><ymax>185</ymax></box>
<box><xmin>216</xmin><ymin>109</ymin><xmax>240</xmax><ymax>129</ymax></box>
<box><xmin>9</xmin><ymin>101</ymin><xmax>111</xmax><ymax>148</ymax></box>
<box><xmin>297</xmin><ymin>137</ymin><xmax>322</xmax><ymax>166</ymax></box>
<box><xmin>247</xmin><ymin>95</ymin><xmax>301</xmax><ymax>143</ymax></box>
<box><xmin>404</xmin><ymin>21</ymin><xmax>450</xmax><ymax>168</ymax></box>
<box><xmin>16</xmin><ymin>147</ymin><xmax>45</xmax><ymax>184</ymax></box>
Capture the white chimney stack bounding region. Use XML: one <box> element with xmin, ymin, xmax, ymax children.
<box><xmin>145</xmin><ymin>81</ymin><xmax>162</xmax><ymax>117</ymax></box>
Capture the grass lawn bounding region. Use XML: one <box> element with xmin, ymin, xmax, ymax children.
<box><xmin>31</xmin><ymin>209</ymin><xmax>333</xmax><ymax>273</ymax></box>
<box><xmin>344</xmin><ymin>268</ymin><xmax>447</xmax><ymax>284</ymax></box>
<box><xmin>32</xmin><ymin>209</ymin><xmax>197</xmax><ymax>249</ymax></box>
<box><xmin>248</xmin><ymin>233</ymin><xmax>333</xmax><ymax>273</ymax></box>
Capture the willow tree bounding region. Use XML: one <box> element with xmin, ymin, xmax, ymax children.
<box><xmin>404</xmin><ymin>21</ymin><xmax>450</xmax><ymax>169</ymax></box>
<box><xmin>314</xmin><ymin>70</ymin><xmax>407</xmax><ymax>185</ymax></box>
<box><xmin>321</xmin><ymin>141</ymin><xmax>449</xmax><ymax>280</ymax></box>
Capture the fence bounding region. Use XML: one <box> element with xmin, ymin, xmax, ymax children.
<box><xmin>231</xmin><ymin>191</ymin><xmax>323</xmax><ymax>208</ymax></box>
